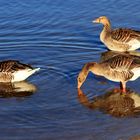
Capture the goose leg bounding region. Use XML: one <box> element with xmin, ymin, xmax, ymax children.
<box><xmin>120</xmin><ymin>81</ymin><xmax>126</xmax><ymax>93</ymax></box>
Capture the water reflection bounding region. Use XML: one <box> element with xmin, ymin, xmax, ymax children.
<box><xmin>101</xmin><ymin>50</ymin><xmax>140</xmax><ymax>62</ymax></box>
<box><xmin>78</xmin><ymin>88</ymin><xmax>140</xmax><ymax>117</ymax></box>
<box><xmin>0</xmin><ymin>81</ymin><xmax>36</xmax><ymax>98</ymax></box>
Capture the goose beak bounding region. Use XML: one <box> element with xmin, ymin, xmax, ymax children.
<box><xmin>77</xmin><ymin>82</ymin><xmax>82</xmax><ymax>89</ymax></box>
<box><xmin>92</xmin><ymin>18</ymin><xmax>100</xmax><ymax>23</ymax></box>
<box><xmin>77</xmin><ymin>78</ymin><xmax>83</xmax><ymax>89</ymax></box>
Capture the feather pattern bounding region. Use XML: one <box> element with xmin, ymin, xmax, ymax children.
<box><xmin>102</xmin><ymin>55</ymin><xmax>133</xmax><ymax>70</ymax></box>
<box><xmin>77</xmin><ymin>53</ymin><xmax>140</xmax><ymax>90</ymax></box>
<box><xmin>93</xmin><ymin>16</ymin><xmax>140</xmax><ymax>52</ymax></box>
<box><xmin>0</xmin><ymin>60</ymin><xmax>33</xmax><ymax>73</ymax></box>
<box><xmin>111</xmin><ymin>28</ymin><xmax>140</xmax><ymax>43</ymax></box>
<box><xmin>0</xmin><ymin>60</ymin><xmax>39</xmax><ymax>82</ymax></box>
<box><xmin>99</xmin><ymin>55</ymin><xmax>138</xmax><ymax>81</ymax></box>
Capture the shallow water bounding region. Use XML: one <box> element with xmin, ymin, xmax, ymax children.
<box><xmin>1</xmin><ymin>0</ymin><xmax>140</xmax><ymax>140</ymax></box>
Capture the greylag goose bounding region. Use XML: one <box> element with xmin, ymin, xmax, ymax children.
<box><xmin>93</xmin><ymin>16</ymin><xmax>140</xmax><ymax>52</ymax></box>
<box><xmin>77</xmin><ymin>54</ymin><xmax>140</xmax><ymax>93</ymax></box>
<box><xmin>0</xmin><ymin>60</ymin><xmax>40</xmax><ymax>82</ymax></box>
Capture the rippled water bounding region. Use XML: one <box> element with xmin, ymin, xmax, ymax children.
<box><xmin>1</xmin><ymin>0</ymin><xmax>140</xmax><ymax>140</ymax></box>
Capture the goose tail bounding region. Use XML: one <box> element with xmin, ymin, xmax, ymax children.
<box><xmin>12</xmin><ymin>67</ymin><xmax>40</xmax><ymax>82</ymax></box>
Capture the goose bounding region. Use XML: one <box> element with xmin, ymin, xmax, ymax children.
<box><xmin>93</xmin><ymin>16</ymin><xmax>140</xmax><ymax>52</ymax></box>
<box><xmin>77</xmin><ymin>54</ymin><xmax>140</xmax><ymax>93</ymax></box>
<box><xmin>0</xmin><ymin>60</ymin><xmax>40</xmax><ymax>82</ymax></box>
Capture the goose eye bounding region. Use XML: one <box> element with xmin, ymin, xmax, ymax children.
<box><xmin>78</xmin><ymin>78</ymin><xmax>81</xmax><ymax>82</ymax></box>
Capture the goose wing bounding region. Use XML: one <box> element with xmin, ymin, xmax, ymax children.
<box><xmin>111</xmin><ymin>28</ymin><xmax>140</xmax><ymax>44</ymax></box>
<box><xmin>129</xmin><ymin>57</ymin><xmax>140</xmax><ymax>69</ymax></box>
<box><xmin>107</xmin><ymin>55</ymin><xmax>133</xmax><ymax>70</ymax></box>
<box><xmin>0</xmin><ymin>60</ymin><xmax>33</xmax><ymax>73</ymax></box>
<box><xmin>101</xmin><ymin>55</ymin><xmax>135</xmax><ymax>81</ymax></box>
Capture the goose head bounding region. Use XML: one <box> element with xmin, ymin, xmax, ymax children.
<box><xmin>93</xmin><ymin>16</ymin><xmax>111</xmax><ymax>26</ymax></box>
<box><xmin>77</xmin><ymin>62</ymin><xmax>99</xmax><ymax>88</ymax></box>
<box><xmin>77</xmin><ymin>71</ymin><xmax>87</xmax><ymax>89</ymax></box>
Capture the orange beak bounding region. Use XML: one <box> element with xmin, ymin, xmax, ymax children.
<box><xmin>92</xmin><ymin>18</ymin><xmax>100</xmax><ymax>23</ymax></box>
<box><xmin>77</xmin><ymin>81</ymin><xmax>82</xmax><ymax>89</ymax></box>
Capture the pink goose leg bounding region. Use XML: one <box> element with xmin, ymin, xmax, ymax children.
<box><xmin>120</xmin><ymin>81</ymin><xmax>126</xmax><ymax>93</ymax></box>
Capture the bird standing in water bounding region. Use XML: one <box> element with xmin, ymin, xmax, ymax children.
<box><xmin>77</xmin><ymin>54</ymin><xmax>140</xmax><ymax>93</ymax></box>
<box><xmin>93</xmin><ymin>16</ymin><xmax>140</xmax><ymax>52</ymax></box>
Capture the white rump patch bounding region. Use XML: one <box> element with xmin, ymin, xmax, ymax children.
<box><xmin>130</xmin><ymin>67</ymin><xmax>140</xmax><ymax>81</ymax></box>
<box><xmin>12</xmin><ymin>68</ymin><xmax>40</xmax><ymax>82</ymax></box>
<box><xmin>128</xmin><ymin>39</ymin><xmax>140</xmax><ymax>50</ymax></box>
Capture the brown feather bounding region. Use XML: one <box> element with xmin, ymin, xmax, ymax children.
<box><xmin>0</xmin><ymin>60</ymin><xmax>33</xmax><ymax>73</ymax></box>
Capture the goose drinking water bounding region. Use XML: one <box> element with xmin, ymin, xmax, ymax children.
<box><xmin>77</xmin><ymin>54</ymin><xmax>140</xmax><ymax>93</ymax></box>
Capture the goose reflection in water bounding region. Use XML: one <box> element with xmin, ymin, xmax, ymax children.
<box><xmin>101</xmin><ymin>50</ymin><xmax>140</xmax><ymax>62</ymax></box>
<box><xmin>0</xmin><ymin>81</ymin><xmax>37</xmax><ymax>98</ymax></box>
<box><xmin>78</xmin><ymin>88</ymin><xmax>140</xmax><ymax>117</ymax></box>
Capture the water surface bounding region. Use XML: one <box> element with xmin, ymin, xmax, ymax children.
<box><xmin>1</xmin><ymin>0</ymin><xmax>140</xmax><ymax>140</ymax></box>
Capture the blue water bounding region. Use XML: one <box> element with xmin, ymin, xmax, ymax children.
<box><xmin>0</xmin><ymin>0</ymin><xmax>140</xmax><ymax>140</ymax></box>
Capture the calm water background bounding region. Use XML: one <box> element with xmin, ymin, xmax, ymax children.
<box><xmin>0</xmin><ymin>0</ymin><xmax>140</xmax><ymax>140</ymax></box>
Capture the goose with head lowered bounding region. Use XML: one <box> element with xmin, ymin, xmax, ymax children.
<box><xmin>0</xmin><ymin>60</ymin><xmax>40</xmax><ymax>82</ymax></box>
<box><xmin>93</xmin><ymin>16</ymin><xmax>140</xmax><ymax>52</ymax></box>
<box><xmin>77</xmin><ymin>54</ymin><xmax>140</xmax><ymax>93</ymax></box>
